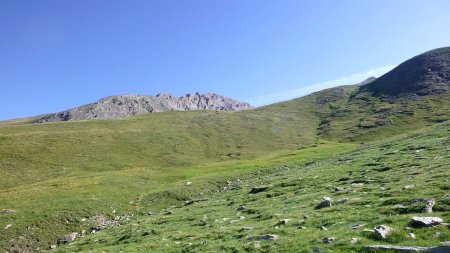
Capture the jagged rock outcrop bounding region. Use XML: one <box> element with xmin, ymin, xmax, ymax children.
<box><xmin>35</xmin><ymin>92</ymin><xmax>252</xmax><ymax>122</ymax></box>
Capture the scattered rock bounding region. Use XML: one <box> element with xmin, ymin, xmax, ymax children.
<box><xmin>5</xmin><ymin>224</ymin><xmax>12</xmax><ymax>229</ymax></box>
<box><xmin>184</xmin><ymin>200</ymin><xmax>195</xmax><ymax>206</ymax></box>
<box><xmin>247</xmin><ymin>234</ymin><xmax>278</xmax><ymax>241</ymax></box>
<box><xmin>350</xmin><ymin>238</ymin><xmax>359</xmax><ymax>244</ymax></box>
<box><xmin>351</xmin><ymin>224</ymin><xmax>365</xmax><ymax>229</ymax></box>
<box><xmin>59</xmin><ymin>232</ymin><xmax>78</xmax><ymax>244</ymax></box>
<box><xmin>374</xmin><ymin>225</ymin><xmax>392</xmax><ymax>240</ymax></box>
<box><xmin>322</xmin><ymin>237</ymin><xmax>336</xmax><ymax>244</ymax></box>
<box><xmin>351</xmin><ymin>183</ymin><xmax>364</xmax><ymax>187</ymax></box>
<box><xmin>276</xmin><ymin>219</ymin><xmax>290</xmax><ymax>226</ymax></box>
<box><xmin>236</xmin><ymin>205</ymin><xmax>246</xmax><ymax>211</ymax></box>
<box><xmin>408</xmin><ymin>233</ymin><xmax>416</xmax><ymax>239</ymax></box>
<box><xmin>335</xmin><ymin>187</ymin><xmax>344</xmax><ymax>192</ymax></box>
<box><xmin>423</xmin><ymin>200</ymin><xmax>435</xmax><ymax>213</ymax></box>
<box><xmin>411</xmin><ymin>217</ymin><xmax>443</xmax><ymax>227</ymax></box>
<box><xmin>249</xmin><ymin>185</ymin><xmax>271</xmax><ymax>194</ymax></box>
<box><xmin>404</xmin><ymin>184</ymin><xmax>415</xmax><ymax>190</ymax></box>
<box><xmin>49</xmin><ymin>245</ymin><xmax>57</xmax><ymax>249</ymax></box>
<box><xmin>364</xmin><ymin>245</ymin><xmax>428</xmax><ymax>252</ymax></box>
<box><xmin>316</xmin><ymin>197</ymin><xmax>332</xmax><ymax>209</ymax></box>
<box><xmin>337</xmin><ymin>198</ymin><xmax>348</xmax><ymax>204</ymax></box>
<box><xmin>433</xmin><ymin>232</ymin><xmax>441</xmax><ymax>238</ymax></box>
<box><xmin>185</xmin><ymin>181</ymin><xmax>192</xmax><ymax>186</ymax></box>
<box><xmin>0</xmin><ymin>209</ymin><xmax>15</xmax><ymax>215</ymax></box>
<box><xmin>320</xmin><ymin>226</ymin><xmax>328</xmax><ymax>231</ymax></box>
<box><xmin>239</xmin><ymin>226</ymin><xmax>253</xmax><ymax>232</ymax></box>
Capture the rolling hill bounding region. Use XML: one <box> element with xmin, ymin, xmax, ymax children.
<box><xmin>1</xmin><ymin>47</ymin><xmax>449</xmax><ymax>252</ymax></box>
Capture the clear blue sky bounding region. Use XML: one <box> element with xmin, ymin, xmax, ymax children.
<box><xmin>1</xmin><ymin>0</ymin><xmax>450</xmax><ymax>120</ymax></box>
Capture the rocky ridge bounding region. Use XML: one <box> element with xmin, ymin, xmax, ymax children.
<box><xmin>35</xmin><ymin>92</ymin><xmax>252</xmax><ymax>122</ymax></box>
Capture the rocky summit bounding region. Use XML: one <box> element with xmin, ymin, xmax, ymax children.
<box><xmin>364</xmin><ymin>47</ymin><xmax>450</xmax><ymax>96</ymax></box>
<box><xmin>35</xmin><ymin>92</ymin><xmax>252</xmax><ymax>122</ymax></box>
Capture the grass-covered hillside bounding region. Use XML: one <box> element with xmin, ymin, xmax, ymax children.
<box><xmin>1</xmin><ymin>86</ymin><xmax>357</xmax><ymax>251</ymax></box>
<box><xmin>1</xmin><ymin>47</ymin><xmax>449</xmax><ymax>252</ymax></box>
<box><xmin>57</xmin><ymin>121</ymin><xmax>450</xmax><ymax>253</ymax></box>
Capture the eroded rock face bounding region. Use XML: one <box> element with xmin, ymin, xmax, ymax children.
<box><xmin>36</xmin><ymin>92</ymin><xmax>253</xmax><ymax>122</ymax></box>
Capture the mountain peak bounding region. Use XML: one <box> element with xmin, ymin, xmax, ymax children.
<box><xmin>35</xmin><ymin>93</ymin><xmax>252</xmax><ymax>123</ymax></box>
<box><xmin>365</xmin><ymin>47</ymin><xmax>450</xmax><ymax>96</ymax></box>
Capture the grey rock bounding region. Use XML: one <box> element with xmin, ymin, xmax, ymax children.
<box><xmin>49</xmin><ymin>245</ymin><xmax>57</xmax><ymax>249</ymax></box>
<box><xmin>249</xmin><ymin>185</ymin><xmax>271</xmax><ymax>194</ymax></box>
<box><xmin>239</xmin><ymin>226</ymin><xmax>253</xmax><ymax>232</ymax></box>
<box><xmin>411</xmin><ymin>217</ymin><xmax>443</xmax><ymax>227</ymax></box>
<box><xmin>350</xmin><ymin>238</ymin><xmax>359</xmax><ymax>244</ymax></box>
<box><xmin>374</xmin><ymin>225</ymin><xmax>392</xmax><ymax>240</ymax></box>
<box><xmin>236</xmin><ymin>205</ymin><xmax>246</xmax><ymax>211</ymax></box>
<box><xmin>322</xmin><ymin>237</ymin><xmax>336</xmax><ymax>244</ymax></box>
<box><xmin>423</xmin><ymin>200</ymin><xmax>435</xmax><ymax>213</ymax></box>
<box><xmin>404</xmin><ymin>184</ymin><xmax>415</xmax><ymax>189</ymax></box>
<box><xmin>364</xmin><ymin>245</ymin><xmax>428</xmax><ymax>252</ymax></box>
<box><xmin>0</xmin><ymin>209</ymin><xmax>15</xmax><ymax>215</ymax></box>
<box><xmin>320</xmin><ymin>226</ymin><xmax>328</xmax><ymax>231</ymax></box>
<box><xmin>59</xmin><ymin>232</ymin><xmax>78</xmax><ymax>244</ymax></box>
<box><xmin>36</xmin><ymin>92</ymin><xmax>253</xmax><ymax>122</ymax></box>
<box><xmin>247</xmin><ymin>234</ymin><xmax>278</xmax><ymax>241</ymax></box>
<box><xmin>276</xmin><ymin>219</ymin><xmax>290</xmax><ymax>226</ymax></box>
<box><xmin>408</xmin><ymin>233</ymin><xmax>416</xmax><ymax>239</ymax></box>
<box><xmin>316</xmin><ymin>197</ymin><xmax>332</xmax><ymax>209</ymax></box>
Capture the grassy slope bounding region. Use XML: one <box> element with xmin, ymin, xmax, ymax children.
<box><xmin>59</xmin><ymin>121</ymin><xmax>450</xmax><ymax>253</ymax></box>
<box><xmin>0</xmin><ymin>88</ymin><xmax>356</xmax><ymax>251</ymax></box>
<box><xmin>319</xmin><ymin>89</ymin><xmax>450</xmax><ymax>142</ymax></box>
<box><xmin>1</xmin><ymin>85</ymin><xmax>449</xmax><ymax>252</ymax></box>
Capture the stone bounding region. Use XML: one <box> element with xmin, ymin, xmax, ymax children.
<box><xmin>423</xmin><ymin>200</ymin><xmax>435</xmax><ymax>213</ymax></box>
<box><xmin>316</xmin><ymin>197</ymin><xmax>332</xmax><ymax>209</ymax></box>
<box><xmin>59</xmin><ymin>232</ymin><xmax>78</xmax><ymax>244</ymax></box>
<box><xmin>433</xmin><ymin>232</ymin><xmax>441</xmax><ymax>238</ymax></box>
<box><xmin>236</xmin><ymin>205</ymin><xmax>246</xmax><ymax>211</ymax></box>
<box><xmin>185</xmin><ymin>181</ymin><xmax>192</xmax><ymax>186</ymax></box>
<box><xmin>335</xmin><ymin>187</ymin><xmax>344</xmax><ymax>192</ymax></box>
<box><xmin>411</xmin><ymin>217</ymin><xmax>443</xmax><ymax>227</ymax></box>
<box><xmin>249</xmin><ymin>185</ymin><xmax>271</xmax><ymax>194</ymax></box>
<box><xmin>374</xmin><ymin>225</ymin><xmax>392</xmax><ymax>240</ymax></box>
<box><xmin>50</xmin><ymin>245</ymin><xmax>57</xmax><ymax>249</ymax></box>
<box><xmin>404</xmin><ymin>184</ymin><xmax>415</xmax><ymax>189</ymax></box>
<box><xmin>313</xmin><ymin>246</ymin><xmax>320</xmax><ymax>253</ymax></box>
<box><xmin>4</xmin><ymin>224</ymin><xmax>12</xmax><ymax>229</ymax></box>
<box><xmin>247</xmin><ymin>234</ymin><xmax>278</xmax><ymax>241</ymax></box>
<box><xmin>337</xmin><ymin>198</ymin><xmax>348</xmax><ymax>204</ymax></box>
<box><xmin>320</xmin><ymin>226</ymin><xmax>328</xmax><ymax>231</ymax></box>
<box><xmin>0</xmin><ymin>209</ymin><xmax>15</xmax><ymax>215</ymax></box>
<box><xmin>364</xmin><ymin>245</ymin><xmax>428</xmax><ymax>252</ymax></box>
<box><xmin>351</xmin><ymin>224</ymin><xmax>365</xmax><ymax>229</ymax></box>
<box><xmin>322</xmin><ymin>237</ymin><xmax>336</xmax><ymax>244</ymax></box>
<box><xmin>239</xmin><ymin>226</ymin><xmax>253</xmax><ymax>232</ymax></box>
<box><xmin>350</xmin><ymin>238</ymin><xmax>359</xmax><ymax>244</ymax></box>
<box><xmin>408</xmin><ymin>233</ymin><xmax>416</xmax><ymax>239</ymax></box>
<box><xmin>276</xmin><ymin>219</ymin><xmax>290</xmax><ymax>226</ymax></box>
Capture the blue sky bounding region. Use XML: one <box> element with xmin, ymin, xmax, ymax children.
<box><xmin>1</xmin><ymin>0</ymin><xmax>450</xmax><ymax>120</ymax></box>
